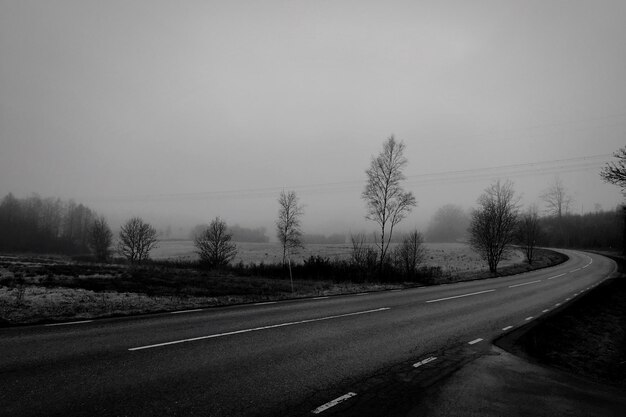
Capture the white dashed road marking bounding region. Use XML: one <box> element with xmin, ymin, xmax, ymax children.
<box><xmin>525</xmin><ymin>317</ymin><xmax>533</xmax><ymax>321</ymax></box>
<box><xmin>509</xmin><ymin>280</ymin><xmax>541</xmax><ymax>288</ymax></box>
<box><xmin>254</xmin><ymin>302</ymin><xmax>277</xmax><ymax>306</ymax></box>
<box><xmin>45</xmin><ymin>320</ymin><xmax>93</xmax><ymax>327</ymax></box>
<box><xmin>502</xmin><ymin>326</ymin><xmax>513</xmax><ymax>331</ymax></box>
<box><xmin>170</xmin><ymin>309</ymin><xmax>203</xmax><ymax>314</ymax></box>
<box><xmin>312</xmin><ymin>297</ymin><xmax>329</xmax><ymax>300</ymax></box>
<box><xmin>468</xmin><ymin>338</ymin><xmax>483</xmax><ymax>345</ymax></box>
<box><xmin>312</xmin><ymin>393</ymin><xmax>357</xmax><ymax>414</ymax></box>
<box><xmin>570</xmin><ymin>268</ymin><xmax>581</xmax><ymax>273</ymax></box>
<box><xmin>413</xmin><ymin>357</ymin><xmax>437</xmax><ymax>368</ymax></box>
<box><xmin>547</xmin><ymin>273</ymin><xmax>566</xmax><ymax>280</ymax></box>
<box><xmin>129</xmin><ymin>308</ymin><xmax>391</xmax><ymax>351</ymax></box>
<box><xmin>426</xmin><ymin>289</ymin><xmax>495</xmax><ymax>303</ymax></box>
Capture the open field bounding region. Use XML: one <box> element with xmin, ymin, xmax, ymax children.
<box><xmin>152</xmin><ymin>241</ymin><xmax>525</xmax><ymax>272</ymax></box>
<box><xmin>0</xmin><ymin>243</ymin><xmax>565</xmax><ymax>325</ymax></box>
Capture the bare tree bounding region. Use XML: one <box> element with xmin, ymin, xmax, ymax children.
<box><xmin>362</xmin><ymin>136</ymin><xmax>417</xmax><ymax>270</ymax></box>
<box><xmin>88</xmin><ymin>216</ymin><xmax>112</xmax><ymax>262</ymax></box>
<box><xmin>600</xmin><ymin>147</ymin><xmax>626</xmax><ymax>254</ymax></box>
<box><xmin>349</xmin><ymin>233</ymin><xmax>377</xmax><ymax>270</ymax></box>
<box><xmin>118</xmin><ymin>217</ymin><xmax>158</xmax><ymax>264</ymax></box>
<box><xmin>518</xmin><ymin>205</ymin><xmax>541</xmax><ymax>264</ymax></box>
<box><xmin>276</xmin><ymin>190</ymin><xmax>304</xmax><ymax>265</ymax></box>
<box><xmin>393</xmin><ymin>229</ymin><xmax>426</xmax><ymax>277</ymax></box>
<box><xmin>540</xmin><ymin>177</ymin><xmax>572</xmax><ymax>218</ymax></box>
<box><xmin>469</xmin><ymin>180</ymin><xmax>520</xmax><ymax>274</ymax></box>
<box><xmin>600</xmin><ymin>147</ymin><xmax>626</xmax><ymax>192</ymax></box>
<box><xmin>194</xmin><ymin>217</ymin><xmax>237</xmax><ymax>267</ymax></box>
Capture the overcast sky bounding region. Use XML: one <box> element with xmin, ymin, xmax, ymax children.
<box><xmin>1</xmin><ymin>0</ymin><xmax>625</xmax><ymax>236</ymax></box>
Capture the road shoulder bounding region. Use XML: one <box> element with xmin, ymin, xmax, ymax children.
<box><xmin>406</xmin><ymin>345</ymin><xmax>626</xmax><ymax>417</ymax></box>
<box><xmin>407</xmin><ymin>252</ymin><xmax>626</xmax><ymax>417</ymax></box>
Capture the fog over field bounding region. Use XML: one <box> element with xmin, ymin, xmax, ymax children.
<box><xmin>1</xmin><ymin>1</ymin><xmax>625</xmax><ymax>238</ymax></box>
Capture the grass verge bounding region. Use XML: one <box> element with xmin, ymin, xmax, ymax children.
<box><xmin>0</xmin><ymin>248</ymin><xmax>567</xmax><ymax>326</ymax></box>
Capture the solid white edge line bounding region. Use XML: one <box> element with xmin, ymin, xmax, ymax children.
<box><xmin>413</xmin><ymin>356</ymin><xmax>437</xmax><ymax>368</ymax></box>
<box><xmin>508</xmin><ymin>280</ymin><xmax>541</xmax><ymax>288</ymax></box>
<box><xmin>312</xmin><ymin>297</ymin><xmax>329</xmax><ymax>300</ymax></box>
<box><xmin>468</xmin><ymin>338</ymin><xmax>483</xmax><ymax>345</ymax></box>
<box><xmin>254</xmin><ymin>301</ymin><xmax>277</xmax><ymax>306</ymax></box>
<box><xmin>547</xmin><ymin>273</ymin><xmax>566</xmax><ymax>280</ymax></box>
<box><xmin>129</xmin><ymin>307</ymin><xmax>391</xmax><ymax>351</ymax></box>
<box><xmin>426</xmin><ymin>289</ymin><xmax>495</xmax><ymax>303</ymax></box>
<box><xmin>312</xmin><ymin>392</ymin><xmax>357</xmax><ymax>414</ymax></box>
<box><xmin>570</xmin><ymin>268</ymin><xmax>581</xmax><ymax>273</ymax></box>
<box><xmin>45</xmin><ymin>320</ymin><xmax>93</xmax><ymax>327</ymax></box>
<box><xmin>170</xmin><ymin>309</ymin><xmax>203</xmax><ymax>314</ymax></box>
<box><xmin>502</xmin><ymin>326</ymin><xmax>513</xmax><ymax>331</ymax></box>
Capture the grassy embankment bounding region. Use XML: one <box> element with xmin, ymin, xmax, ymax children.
<box><xmin>501</xmin><ymin>252</ymin><xmax>626</xmax><ymax>387</ymax></box>
<box><xmin>0</xmin><ymin>247</ymin><xmax>566</xmax><ymax>325</ymax></box>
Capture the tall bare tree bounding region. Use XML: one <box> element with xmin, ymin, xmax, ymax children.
<box><xmin>362</xmin><ymin>136</ymin><xmax>417</xmax><ymax>270</ymax></box>
<box><xmin>469</xmin><ymin>180</ymin><xmax>520</xmax><ymax>274</ymax></box>
<box><xmin>518</xmin><ymin>205</ymin><xmax>541</xmax><ymax>264</ymax></box>
<box><xmin>540</xmin><ymin>177</ymin><xmax>572</xmax><ymax>218</ymax></box>
<box><xmin>276</xmin><ymin>190</ymin><xmax>304</xmax><ymax>265</ymax></box>
<box><xmin>88</xmin><ymin>216</ymin><xmax>113</xmax><ymax>262</ymax></box>
<box><xmin>118</xmin><ymin>217</ymin><xmax>158</xmax><ymax>264</ymax></box>
<box><xmin>194</xmin><ymin>217</ymin><xmax>237</xmax><ymax>267</ymax></box>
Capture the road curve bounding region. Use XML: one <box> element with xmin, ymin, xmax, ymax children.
<box><xmin>0</xmin><ymin>249</ymin><xmax>616</xmax><ymax>416</ymax></box>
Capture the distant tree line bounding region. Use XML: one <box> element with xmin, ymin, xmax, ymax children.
<box><xmin>0</xmin><ymin>193</ymin><xmax>97</xmax><ymax>254</ymax></box>
<box><xmin>536</xmin><ymin>209</ymin><xmax>623</xmax><ymax>249</ymax></box>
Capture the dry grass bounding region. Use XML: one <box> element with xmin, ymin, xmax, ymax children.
<box><xmin>0</xmin><ymin>243</ymin><xmax>562</xmax><ymax>325</ymax></box>
<box><xmin>0</xmin><ymin>258</ymin><xmax>403</xmax><ymax>324</ymax></box>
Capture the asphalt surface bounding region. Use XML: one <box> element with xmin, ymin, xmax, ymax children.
<box><xmin>0</xmin><ymin>249</ymin><xmax>615</xmax><ymax>416</ymax></box>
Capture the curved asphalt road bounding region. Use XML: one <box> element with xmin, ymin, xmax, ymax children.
<box><xmin>0</xmin><ymin>249</ymin><xmax>616</xmax><ymax>416</ymax></box>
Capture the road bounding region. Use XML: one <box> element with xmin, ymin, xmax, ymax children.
<box><xmin>0</xmin><ymin>249</ymin><xmax>616</xmax><ymax>416</ymax></box>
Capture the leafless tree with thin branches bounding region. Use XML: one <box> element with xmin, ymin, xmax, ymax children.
<box><xmin>393</xmin><ymin>229</ymin><xmax>426</xmax><ymax>277</ymax></box>
<box><xmin>540</xmin><ymin>177</ymin><xmax>572</xmax><ymax>218</ymax></box>
<box><xmin>276</xmin><ymin>190</ymin><xmax>304</xmax><ymax>265</ymax></box>
<box><xmin>194</xmin><ymin>217</ymin><xmax>237</xmax><ymax>268</ymax></box>
<box><xmin>88</xmin><ymin>216</ymin><xmax>112</xmax><ymax>262</ymax></box>
<box><xmin>362</xmin><ymin>136</ymin><xmax>417</xmax><ymax>270</ymax></box>
<box><xmin>600</xmin><ymin>147</ymin><xmax>626</xmax><ymax>254</ymax></box>
<box><xmin>469</xmin><ymin>180</ymin><xmax>520</xmax><ymax>274</ymax></box>
<box><xmin>600</xmin><ymin>147</ymin><xmax>626</xmax><ymax>193</ymax></box>
<box><xmin>518</xmin><ymin>205</ymin><xmax>541</xmax><ymax>264</ymax></box>
<box><xmin>117</xmin><ymin>217</ymin><xmax>158</xmax><ymax>264</ymax></box>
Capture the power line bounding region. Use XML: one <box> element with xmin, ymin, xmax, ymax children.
<box><xmin>97</xmin><ymin>154</ymin><xmax>611</xmax><ymax>202</ymax></box>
